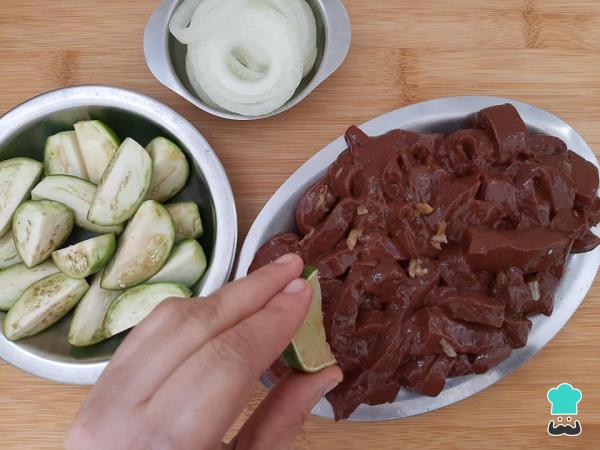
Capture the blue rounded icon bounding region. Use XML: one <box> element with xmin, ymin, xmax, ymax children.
<box><xmin>547</xmin><ymin>383</ymin><xmax>582</xmax><ymax>415</ymax></box>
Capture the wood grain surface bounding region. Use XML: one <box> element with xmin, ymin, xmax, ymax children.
<box><xmin>1</xmin><ymin>0</ymin><xmax>599</xmax><ymax>448</ymax></box>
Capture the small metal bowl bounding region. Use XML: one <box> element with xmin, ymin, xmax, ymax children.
<box><xmin>0</xmin><ymin>85</ymin><xmax>237</xmax><ymax>384</ymax></box>
<box><xmin>235</xmin><ymin>96</ymin><xmax>600</xmax><ymax>421</ymax></box>
<box><xmin>144</xmin><ymin>0</ymin><xmax>351</xmax><ymax>121</ymax></box>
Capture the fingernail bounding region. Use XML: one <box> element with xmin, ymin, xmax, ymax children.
<box><xmin>283</xmin><ymin>278</ymin><xmax>306</xmax><ymax>294</ymax></box>
<box><xmin>274</xmin><ymin>253</ymin><xmax>297</xmax><ymax>265</ymax></box>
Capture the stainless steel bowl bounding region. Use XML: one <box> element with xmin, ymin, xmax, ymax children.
<box><xmin>235</xmin><ymin>96</ymin><xmax>600</xmax><ymax>421</ymax></box>
<box><xmin>144</xmin><ymin>0</ymin><xmax>351</xmax><ymax>120</ymax></box>
<box><xmin>0</xmin><ymin>85</ymin><xmax>237</xmax><ymax>384</ymax></box>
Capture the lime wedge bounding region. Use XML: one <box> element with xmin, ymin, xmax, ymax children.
<box><xmin>281</xmin><ymin>266</ymin><xmax>337</xmax><ymax>373</ymax></box>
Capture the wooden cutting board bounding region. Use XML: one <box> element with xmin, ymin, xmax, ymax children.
<box><xmin>1</xmin><ymin>0</ymin><xmax>599</xmax><ymax>448</ymax></box>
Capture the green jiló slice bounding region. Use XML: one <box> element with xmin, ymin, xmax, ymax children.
<box><xmin>0</xmin><ymin>157</ymin><xmax>43</xmax><ymax>236</ymax></box>
<box><xmin>12</xmin><ymin>200</ymin><xmax>74</xmax><ymax>268</ymax></box>
<box><xmin>281</xmin><ymin>266</ymin><xmax>337</xmax><ymax>373</ymax></box>
<box><xmin>0</xmin><ymin>230</ymin><xmax>22</xmax><ymax>269</ymax></box>
<box><xmin>0</xmin><ymin>261</ymin><xmax>61</xmax><ymax>311</ymax></box>
<box><xmin>73</xmin><ymin>120</ymin><xmax>120</xmax><ymax>184</ymax></box>
<box><xmin>51</xmin><ymin>233</ymin><xmax>116</xmax><ymax>279</ymax></box>
<box><xmin>166</xmin><ymin>201</ymin><xmax>204</xmax><ymax>242</ymax></box>
<box><xmin>88</xmin><ymin>138</ymin><xmax>152</xmax><ymax>226</ymax></box>
<box><xmin>145</xmin><ymin>137</ymin><xmax>190</xmax><ymax>203</ymax></box>
<box><xmin>31</xmin><ymin>175</ymin><xmax>124</xmax><ymax>234</ymax></box>
<box><xmin>4</xmin><ymin>273</ymin><xmax>89</xmax><ymax>341</ymax></box>
<box><xmin>68</xmin><ymin>271</ymin><xmax>122</xmax><ymax>346</ymax></box>
<box><xmin>101</xmin><ymin>200</ymin><xmax>175</xmax><ymax>290</ymax></box>
<box><xmin>147</xmin><ymin>239</ymin><xmax>207</xmax><ymax>288</ymax></box>
<box><xmin>103</xmin><ymin>283</ymin><xmax>192</xmax><ymax>337</ymax></box>
<box><xmin>44</xmin><ymin>130</ymin><xmax>89</xmax><ymax>180</ymax></box>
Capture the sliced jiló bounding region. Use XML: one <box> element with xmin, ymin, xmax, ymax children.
<box><xmin>0</xmin><ymin>230</ymin><xmax>22</xmax><ymax>269</ymax></box>
<box><xmin>0</xmin><ymin>261</ymin><xmax>61</xmax><ymax>311</ymax></box>
<box><xmin>44</xmin><ymin>131</ymin><xmax>89</xmax><ymax>180</ymax></box>
<box><xmin>74</xmin><ymin>120</ymin><xmax>120</xmax><ymax>184</ymax></box>
<box><xmin>147</xmin><ymin>239</ymin><xmax>207</xmax><ymax>287</ymax></box>
<box><xmin>4</xmin><ymin>273</ymin><xmax>89</xmax><ymax>341</ymax></box>
<box><xmin>68</xmin><ymin>271</ymin><xmax>122</xmax><ymax>346</ymax></box>
<box><xmin>103</xmin><ymin>283</ymin><xmax>192</xmax><ymax>337</ymax></box>
<box><xmin>31</xmin><ymin>175</ymin><xmax>124</xmax><ymax>234</ymax></box>
<box><xmin>145</xmin><ymin>137</ymin><xmax>189</xmax><ymax>203</ymax></box>
<box><xmin>52</xmin><ymin>234</ymin><xmax>116</xmax><ymax>279</ymax></box>
<box><xmin>166</xmin><ymin>202</ymin><xmax>203</xmax><ymax>242</ymax></box>
<box><xmin>88</xmin><ymin>138</ymin><xmax>152</xmax><ymax>226</ymax></box>
<box><xmin>12</xmin><ymin>200</ymin><xmax>74</xmax><ymax>268</ymax></box>
<box><xmin>101</xmin><ymin>200</ymin><xmax>175</xmax><ymax>290</ymax></box>
<box><xmin>0</xmin><ymin>157</ymin><xmax>43</xmax><ymax>236</ymax></box>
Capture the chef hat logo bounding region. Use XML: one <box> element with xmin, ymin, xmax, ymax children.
<box><xmin>547</xmin><ymin>383</ymin><xmax>582</xmax><ymax>415</ymax></box>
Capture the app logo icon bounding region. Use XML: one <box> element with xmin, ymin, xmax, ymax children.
<box><xmin>546</xmin><ymin>383</ymin><xmax>582</xmax><ymax>437</ymax></box>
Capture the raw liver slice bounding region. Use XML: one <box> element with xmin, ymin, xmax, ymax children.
<box><xmin>249</xmin><ymin>104</ymin><xmax>600</xmax><ymax>420</ymax></box>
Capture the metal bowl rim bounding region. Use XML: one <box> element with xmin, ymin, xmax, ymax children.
<box><xmin>0</xmin><ymin>84</ymin><xmax>238</xmax><ymax>384</ymax></box>
<box><xmin>143</xmin><ymin>0</ymin><xmax>352</xmax><ymax>121</ymax></box>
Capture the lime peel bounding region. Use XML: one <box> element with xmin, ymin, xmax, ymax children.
<box><xmin>281</xmin><ymin>266</ymin><xmax>337</xmax><ymax>373</ymax></box>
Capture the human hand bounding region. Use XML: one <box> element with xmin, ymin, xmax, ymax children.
<box><xmin>66</xmin><ymin>254</ymin><xmax>343</xmax><ymax>450</ymax></box>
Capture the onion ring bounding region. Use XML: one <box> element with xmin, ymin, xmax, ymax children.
<box><xmin>171</xmin><ymin>0</ymin><xmax>315</xmax><ymax>116</ymax></box>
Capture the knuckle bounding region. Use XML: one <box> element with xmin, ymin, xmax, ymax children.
<box><xmin>180</xmin><ymin>297</ymin><xmax>223</xmax><ymax>332</ymax></box>
<box><xmin>148</xmin><ymin>296</ymin><xmax>224</xmax><ymax>335</ymax></box>
<box><xmin>195</xmin><ymin>297</ymin><xmax>223</xmax><ymax>325</ymax></box>
<box><xmin>65</xmin><ymin>416</ymin><xmax>99</xmax><ymax>450</ymax></box>
<box><xmin>150</xmin><ymin>297</ymin><xmax>186</xmax><ymax>323</ymax></box>
<box><xmin>210</xmin><ymin>324</ymin><xmax>259</xmax><ymax>373</ymax></box>
<box><xmin>151</xmin><ymin>297</ymin><xmax>203</xmax><ymax>324</ymax></box>
<box><xmin>253</xmin><ymin>264</ymin><xmax>285</xmax><ymax>286</ymax></box>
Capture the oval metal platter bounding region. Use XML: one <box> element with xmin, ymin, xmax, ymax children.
<box><xmin>235</xmin><ymin>96</ymin><xmax>600</xmax><ymax>421</ymax></box>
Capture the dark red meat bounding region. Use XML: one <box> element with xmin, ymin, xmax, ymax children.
<box><xmin>249</xmin><ymin>104</ymin><xmax>600</xmax><ymax>419</ymax></box>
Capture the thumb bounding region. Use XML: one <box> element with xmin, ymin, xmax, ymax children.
<box><xmin>230</xmin><ymin>366</ymin><xmax>343</xmax><ymax>450</ymax></box>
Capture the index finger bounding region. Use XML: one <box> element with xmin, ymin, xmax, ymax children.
<box><xmin>97</xmin><ymin>254</ymin><xmax>304</xmax><ymax>404</ymax></box>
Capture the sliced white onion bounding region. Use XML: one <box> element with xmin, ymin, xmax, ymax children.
<box><xmin>185</xmin><ymin>53</ymin><xmax>221</xmax><ymax>109</ymax></box>
<box><xmin>170</xmin><ymin>0</ymin><xmax>314</xmax><ymax>116</ymax></box>
<box><xmin>169</xmin><ymin>0</ymin><xmax>202</xmax><ymax>44</ymax></box>
<box><xmin>187</xmin><ymin>3</ymin><xmax>303</xmax><ymax>116</ymax></box>
<box><xmin>169</xmin><ymin>0</ymin><xmax>227</xmax><ymax>44</ymax></box>
<box><xmin>175</xmin><ymin>0</ymin><xmax>270</xmax><ymax>85</ymax></box>
<box><xmin>262</xmin><ymin>0</ymin><xmax>317</xmax><ymax>76</ymax></box>
<box><xmin>231</xmin><ymin>46</ymin><xmax>269</xmax><ymax>74</ymax></box>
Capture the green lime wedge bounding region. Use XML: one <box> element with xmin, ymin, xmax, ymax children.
<box><xmin>281</xmin><ymin>266</ymin><xmax>337</xmax><ymax>373</ymax></box>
